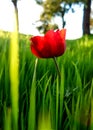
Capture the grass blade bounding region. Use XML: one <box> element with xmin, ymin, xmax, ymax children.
<box><xmin>59</xmin><ymin>65</ymin><xmax>65</xmax><ymax>128</ymax></box>
<box><xmin>9</xmin><ymin>6</ymin><xmax>19</xmax><ymax>130</ymax></box>
<box><xmin>28</xmin><ymin>58</ymin><xmax>38</xmax><ymax>130</ymax></box>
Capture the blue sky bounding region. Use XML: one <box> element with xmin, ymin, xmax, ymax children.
<box><xmin>0</xmin><ymin>0</ymin><xmax>84</xmax><ymax>39</ymax></box>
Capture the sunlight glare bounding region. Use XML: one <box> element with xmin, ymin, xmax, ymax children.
<box><xmin>0</xmin><ymin>0</ymin><xmax>15</xmax><ymax>31</ymax></box>
<box><xmin>0</xmin><ymin>0</ymin><xmax>85</xmax><ymax>39</ymax></box>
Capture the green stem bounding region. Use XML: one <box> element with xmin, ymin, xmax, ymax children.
<box><xmin>53</xmin><ymin>57</ymin><xmax>61</xmax><ymax>79</ymax></box>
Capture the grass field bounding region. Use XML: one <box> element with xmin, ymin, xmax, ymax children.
<box><xmin>0</xmin><ymin>30</ymin><xmax>93</xmax><ymax>130</ymax></box>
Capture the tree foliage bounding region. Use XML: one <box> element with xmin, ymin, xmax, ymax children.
<box><xmin>36</xmin><ymin>0</ymin><xmax>92</xmax><ymax>35</ymax></box>
<box><xmin>36</xmin><ymin>0</ymin><xmax>75</xmax><ymax>33</ymax></box>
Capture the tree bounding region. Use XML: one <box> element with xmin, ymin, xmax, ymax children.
<box><xmin>83</xmin><ymin>0</ymin><xmax>91</xmax><ymax>34</ymax></box>
<box><xmin>36</xmin><ymin>0</ymin><xmax>92</xmax><ymax>35</ymax></box>
<box><xmin>36</xmin><ymin>0</ymin><xmax>72</xmax><ymax>33</ymax></box>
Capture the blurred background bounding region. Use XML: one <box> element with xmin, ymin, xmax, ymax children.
<box><xmin>0</xmin><ymin>0</ymin><xmax>93</xmax><ymax>39</ymax></box>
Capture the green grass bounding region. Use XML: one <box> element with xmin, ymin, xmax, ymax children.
<box><xmin>0</xmin><ymin>30</ymin><xmax>93</xmax><ymax>130</ymax></box>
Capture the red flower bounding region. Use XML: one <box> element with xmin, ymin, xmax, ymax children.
<box><xmin>30</xmin><ymin>29</ymin><xmax>66</xmax><ymax>58</ymax></box>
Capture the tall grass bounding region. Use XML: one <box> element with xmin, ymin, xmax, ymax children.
<box><xmin>28</xmin><ymin>58</ymin><xmax>38</xmax><ymax>130</ymax></box>
<box><xmin>0</xmin><ymin>30</ymin><xmax>93</xmax><ymax>130</ymax></box>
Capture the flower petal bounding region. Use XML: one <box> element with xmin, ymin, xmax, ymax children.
<box><xmin>44</xmin><ymin>30</ymin><xmax>57</xmax><ymax>57</ymax></box>
<box><xmin>59</xmin><ymin>29</ymin><xmax>66</xmax><ymax>43</ymax></box>
<box><xmin>54</xmin><ymin>29</ymin><xmax>66</xmax><ymax>56</ymax></box>
<box><xmin>30</xmin><ymin>36</ymin><xmax>45</xmax><ymax>58</ymax></box>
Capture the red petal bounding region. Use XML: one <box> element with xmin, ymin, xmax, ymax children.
<box><xmin>44</xmin><ymin>30</ymin><xmax>57</xmax><ymax>57</ymax></box>
<box><xmin>54</xmin><ymin>29</ymin><xmax>66</xmax><ymax>56</ymax></box>
<box><xmin>44</xmin><ymin>29</ymin><xmax>66</xmax><ymax>57</ymax></box>
<box><xmin>59</xmin><ymin>29</ymin><xmax>66</xmax><ymax>43</ymax></box>
<box><xmin>30</xmin><ymin>36</ymin><xmax>45</xmax><ymax>58</ymax></box>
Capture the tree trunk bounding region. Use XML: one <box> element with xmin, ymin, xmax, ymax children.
<box><xmin>83</xmin><ymin>0</ymin><xmax>91</xmax><ymax>35</ymax></box>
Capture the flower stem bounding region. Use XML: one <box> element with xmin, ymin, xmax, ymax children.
<box><xmin>53</xmin><ymin>57</ymin><xmax>61</xmax><ymax>79</ymax></box>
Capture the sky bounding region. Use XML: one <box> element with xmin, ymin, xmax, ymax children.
<box><xmin>0</xmin><ymin>0</ymin><xmax>85</xmax><ymax>39</ymax></box>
